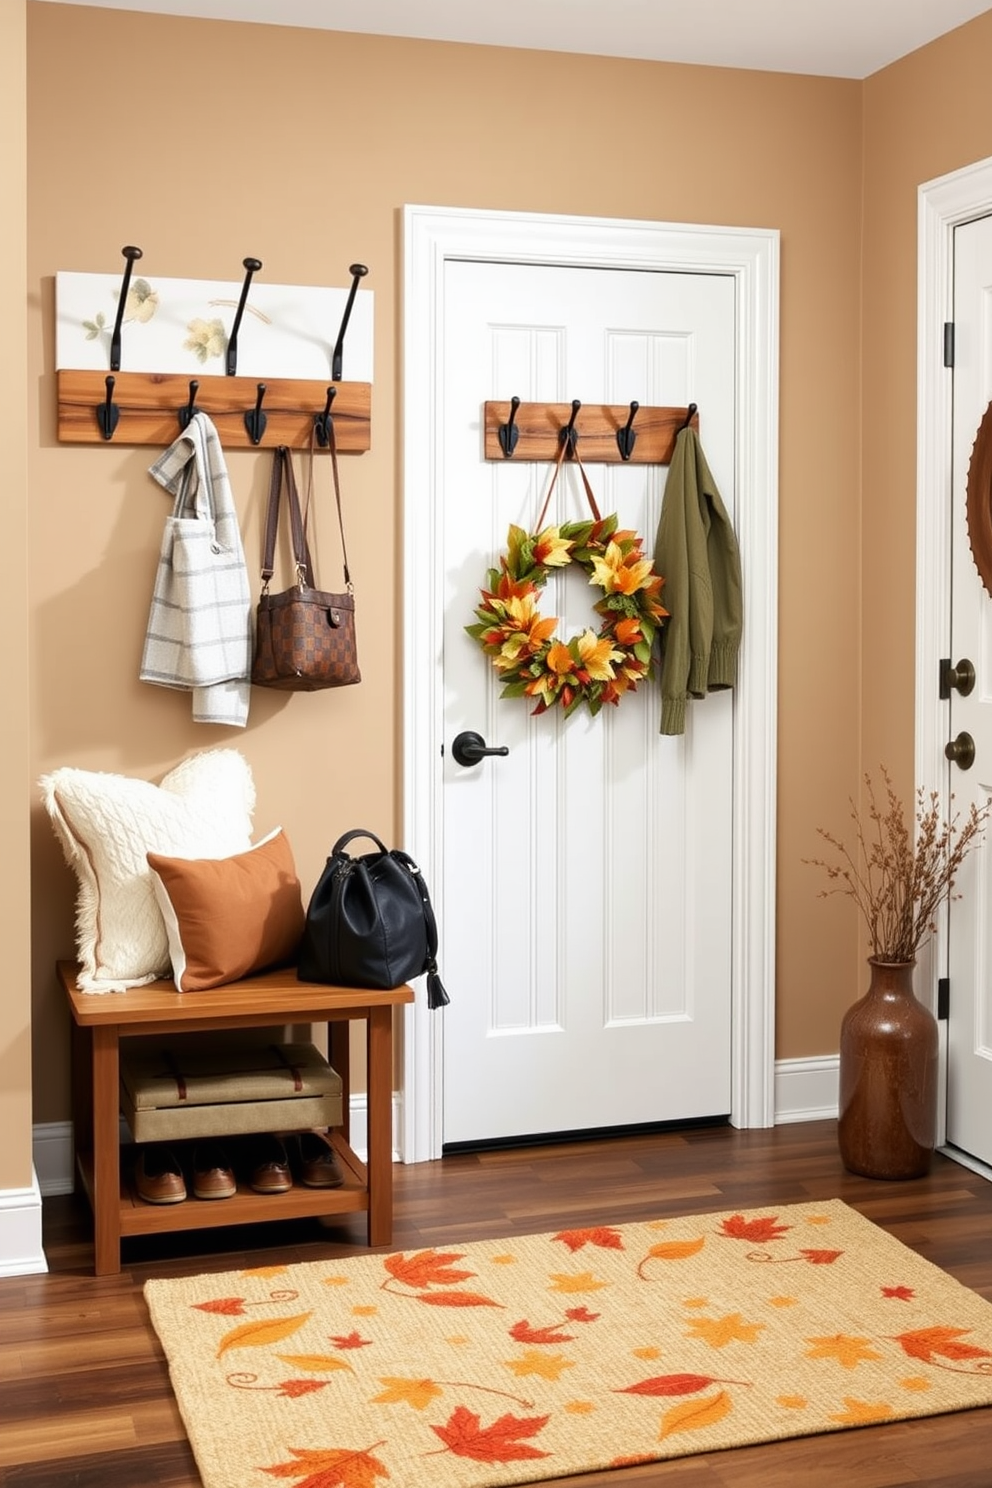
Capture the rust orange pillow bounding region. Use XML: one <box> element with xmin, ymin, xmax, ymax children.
<box><xmin>147</xmin><ymin>828</ymin><xmax>305</xmax><ymax>991</ymax></box>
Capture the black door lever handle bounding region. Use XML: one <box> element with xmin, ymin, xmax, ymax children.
<box><xmin>452</xmin><ymin>730</ymin><xmax>509</xmax><ymax>768</ymax></box>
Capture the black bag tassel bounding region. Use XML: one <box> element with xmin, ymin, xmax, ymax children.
<box><xmin>426</xmin><ymin>959</ymin><xmax>449</xmax><ymax>1009</ymax></box>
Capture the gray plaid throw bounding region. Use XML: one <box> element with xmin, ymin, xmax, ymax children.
<box><xmin>140</xmin><ymin>413</ymin><xmax>252</xmax><ymax>727</ymax></box>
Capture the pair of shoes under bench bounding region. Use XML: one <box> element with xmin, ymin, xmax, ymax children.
<box><xmin>134</xmin><ymin>1143</ymin><xmax>236</xmax><ymax>1203</ymax></box>
<box><xmin>246</xmin><ymin>1132</ymin><xmax>344</xmax><ymax>1193</ymax></box>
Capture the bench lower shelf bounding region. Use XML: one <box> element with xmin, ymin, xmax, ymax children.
<box><xmin>76</xmin><ymin>1132</ymin><xmax>369</xmax><ymax>1238</ymax></box>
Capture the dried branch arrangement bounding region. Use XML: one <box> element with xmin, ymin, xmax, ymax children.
<box><xmin>805</xmin><ymin>768</ymin><xmax>992</xmax><ymax>963</ymax></box>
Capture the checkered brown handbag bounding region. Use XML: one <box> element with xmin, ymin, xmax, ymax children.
<box><xmin>251</xmin><ymin>435</ymin><xmax>360</xmax><ymax>692</ymax></box>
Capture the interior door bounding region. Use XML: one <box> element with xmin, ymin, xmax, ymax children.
<box><xmin>440</xmin><ymin>258</ymin><xmax>737</xmax><ymax>1146</ymax></box>
<box><xmin>946</xmin><ymin>211</ymin><xmax>992</xmax><ymax>1167</ymax></box>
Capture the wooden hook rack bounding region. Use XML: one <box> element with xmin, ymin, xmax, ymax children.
<box><xmin>483</xmin><ymin>400</ymin><xmax>698</xmax><ymax>465</ymax></box>
<box><xmin>56</xmin><ymin>371</ymin><xmax>372</xmax><ymax>452</ymax></box>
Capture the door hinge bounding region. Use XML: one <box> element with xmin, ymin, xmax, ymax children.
<box><xmin>944</xmin><ymin>322</ymin><xmax>955</xmax><ymax>368</ymax></box>
<box><xmin>937</xmin><ymin>977</ymin><xmax>950</xmax><ymax>1020</ymax></box>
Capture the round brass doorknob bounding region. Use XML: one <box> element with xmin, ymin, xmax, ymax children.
<box><xmin>945</xmin><ymin>731</ymin><xmax>976</xmax><ymax>770</ymax></box>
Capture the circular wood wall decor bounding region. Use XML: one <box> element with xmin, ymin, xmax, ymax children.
<box><xmin>966</xmin><ymin>399</ymin><xmax>992</xmax><ymax>597</ymax></box>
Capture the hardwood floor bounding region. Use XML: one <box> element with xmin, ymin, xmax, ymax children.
<box><xmin>3</xmin><ymin>1120</ymin><xmax>992</xmax><ymax>1486</ymax></box>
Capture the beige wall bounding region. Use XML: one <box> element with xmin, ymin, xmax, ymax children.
<box><xmin>13</xmin><ymin>0</ymin><xmax>983</xmax><ymax>1151</ymax></box>
<box><xmin>1</xmin><ymin>2</ymin><xmax>31</xmax><ymax>1192</ymax></box>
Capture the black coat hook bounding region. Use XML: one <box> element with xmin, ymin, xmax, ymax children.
<box><xmin>560</xmin><ymin>399</ymin><xmax>581</xmax><ymax>457</ymax></box>
<box><xmin>177</xmin><ymin>380</ymin><xmax>200</xmax><ymax>431</ymax></box>
<box><xmin>498</xmin><ymin>395</ymin><xmax>521</xmax><ymax>458</ymax></box>
<box><xmin>226</xmin><ymin>256</ymin><xmax>262</xmax><ymax>377</ymax></box>
<box><xmin>244</xmin><ymin>383</ymin><xmax>267</xmax><ymax>446</ymax></box>
<box><xmin>617</xmin><ymin>400</ymin><xmax>639</xmax><ymax>461</ymax></box>
<box><xmin>680</xmin><ymin>402</ymin><xmax>698</xmax><ymax>432</ymax></box>
<box><xmin>332</xmin><ymin>263</ymin><xmax>369</xmax><ymax>382</ymax></box>
<box><xmin>109</xmin><ymin>245</ymin><xmax>142</xmax><ymax>373</ymax></box>
<box><xmin>95</xmin><ymin>374</ymin><xmax>119</xmax><ymax>441</ymax></box>
<box><xmin>314</xmin><ymin>385</ymin><xmax>337</xmax><ymax>447</ymax></box>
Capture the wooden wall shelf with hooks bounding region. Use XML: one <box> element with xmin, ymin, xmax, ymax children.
<box><xmin>56</xmin><ymin>371</ymin><xmax>372</xmax><ymax>452</ymax></box>
<box><xmin>483</xmin><ymin>401</ymin><xmax>698</xmax><ymax>465</ymax></box>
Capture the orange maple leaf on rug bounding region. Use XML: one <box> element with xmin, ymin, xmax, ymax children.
<box><xmin>260</xmin><ymin>1442</ymin><xmax>389</xmax><ymax>1488</ymax></box>
<box><xmin>429</xmin><ymin>1405</ymin><xmax>552</xmax><ymax>1463</ymax></box>
<box><xmin>553</xmin><ymin>1226</ymin><xmax>625</xmax><ymax>1253</ymax></box>
<box><xmin>719</xmin><ymin>1214</ymin><xmax>791</xmax><ymax>1242</ymax></box>
<box><xmin>380</xmin><ymin>1248</ymin><xmax>502</xmax><ymax>1308</ymax></box>
<box><xmin>382</xmin><ymin>1250</ymin><xmax>475</xmax><ymax>1288</ymax></box>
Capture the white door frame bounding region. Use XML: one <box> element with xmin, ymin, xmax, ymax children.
<box><xmin>918</xmin><ymin>155</ymin><xmax>992</xmax><ymax>1165</ymax></box>
<box><xmin>400</xmin><ymin>204</ymin><xmax>780</xmax><ymax>1163</ymax></box>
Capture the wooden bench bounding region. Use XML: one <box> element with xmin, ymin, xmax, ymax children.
<box><xmin>59</xmin><ymin>961</ymin><xmax>414</xmax><ymax>1276</ymax></box>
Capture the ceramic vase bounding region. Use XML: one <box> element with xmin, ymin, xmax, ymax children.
<box><xmin>837</xmin><ymin>957</ymin><xmax>938</xmax><ymax>1180</ymax></box>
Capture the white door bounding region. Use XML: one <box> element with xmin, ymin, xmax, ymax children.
<box><xmin>440</xmin><ymin>259</ymin><xmax>736</xmax><ymax>1145</ymax></box>
<box><xmin>402</xmin><ymin>206</ymin><xmax>779</xmax><ymax>1164</ymax></box>
<box><xmin>946</xmin><ymin>211</ymin><xmax>992</xmax><ymax>1167</ymax></box>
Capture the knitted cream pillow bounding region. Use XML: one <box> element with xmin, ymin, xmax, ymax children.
<box><xmin>40</xmin><ymin>749</ymin><xmax>256</xmax><ymax>992</ymax></box>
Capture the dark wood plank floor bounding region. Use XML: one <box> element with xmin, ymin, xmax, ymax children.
<box><xmin>3</xmin><ymin>1120</ymin><xmax>992</xmax><ymax>1487</ymax></box>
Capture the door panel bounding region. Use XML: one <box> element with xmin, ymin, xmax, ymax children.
<box><xmin>440</xmin><ymin>259</ymin><xmax>736</xmax><ymax>1145</ymax></box>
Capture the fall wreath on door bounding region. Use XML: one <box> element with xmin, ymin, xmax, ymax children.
<box><xmin>467</xmin><ymin>446</ymin><xmax>667</xmax><ymax>717</ymax></box>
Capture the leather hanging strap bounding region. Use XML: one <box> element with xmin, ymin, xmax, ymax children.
<box><xmin>535</xmin><ymin>436</ymin><xmax>603</xmax><ymax>533</ymax></box>
<box><xmin>259</xmin><ymin>446</ymin><xmax>316</xmax><ymax>592</ymax></box>
<box><xmin>305</xmin><ymin>421</ymin><xmax>353</xmax><ymax>589</ymax></box>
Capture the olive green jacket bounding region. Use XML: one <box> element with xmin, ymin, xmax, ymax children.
<box><xmin>652</xmin><ymin>426</ymin><xmax>743</xmax><ymax>736</ymax></box>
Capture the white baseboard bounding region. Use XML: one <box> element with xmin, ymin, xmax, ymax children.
<box><xmin>773</xmin><ymin>1055</ymin><xmax>839</xmax><ymax>1124</ymax></box>
<box><xmin>32</xmin><ymin>1073</ymin><xmax>826</xmax><ymax>1201</ymax></box>
<box><xmin>34</xmin><ymin>1119</ymin><xmax>75</xmax><ymax>1197</ymax></box>
<box><xmin>0</xmin><ymin>1168</ymin><xmax>48</xmax><ymax>1276</ymax></box>
<box><xmin>939</xmin><ymin>1143</ymin><xmax>992</xmax><ymax>1183</ymax></box>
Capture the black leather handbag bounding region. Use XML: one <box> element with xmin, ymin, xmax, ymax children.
<box><xmin>298</xmin><ymin>830</ymin><xmax>448</xmax><ymax>1007</ymax></box>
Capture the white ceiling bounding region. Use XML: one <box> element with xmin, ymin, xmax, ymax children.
<box><xmin>33</xmin><ymin>0</ymin><xmax>992</xmax><ymax>79</ymax></box>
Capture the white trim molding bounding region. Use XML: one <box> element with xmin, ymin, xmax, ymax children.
<box><xmin>0</xmin><ymin>1169</ymin><xmax>48</xmax><ymax>1276</ymax></box>
<box><xmin>917</xmin><ymin>155</ymin><xmax>992</xmax><ymax>1150</ymax></box>
<box><xmin>341</xmin><ymin>1094</ymin><xmax>404</xmax><ymax>1164</ymax></box>
<box><xmin>773</xmin><ymin>1056</ymin><xmax>839</xmax><ymax>1124</ymax></box>
<box><xmin>939</xmin><ymin>1143</ymin><xmax>992</xmax><ymax>1183</ymax></box>
<box><xmin>34</xmin><ymin>1119</ymin><xmax>75</xmax><ymax>1197</ymax></box>
<box><xmin>401</xmin><ymin>204</ymin><xmax>780</xmax><ymax>1161</ymax></box>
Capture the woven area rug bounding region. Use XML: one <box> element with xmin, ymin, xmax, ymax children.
<box><xmin>144</xmin><ymin>1199</ymin><xmax>992</xmax><ymax>1488</ymax></box>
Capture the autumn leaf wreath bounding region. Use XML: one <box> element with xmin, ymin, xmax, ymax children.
<box><xmin>467</xmin><ymin>448</ymin><xmax>667</xmax><ymax>718</ymax></box>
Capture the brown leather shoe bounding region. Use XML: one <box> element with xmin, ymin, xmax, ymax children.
<box><xmin>135</xmin><ymin>1145</ymin><xmax>186</xmax><ymax>1204</ymax></box>
<box><xmin>297</xmin><ymin>1130</ymin><xmax>344</xmax><ymax>1189</ymax></box>
<box><xmin>192</xmin><ymin>1142</ymin><xmax>236</xmax><ymax>1200</ymax></box>
<box><xmin>247</xmin><ymin>1135</ymin><xmax>293</xmax><ymax>1194</ymax></box>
